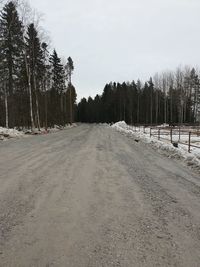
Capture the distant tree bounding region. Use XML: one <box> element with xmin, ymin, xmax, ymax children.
<box><xmin>148</xmin><ymin>77</ymin><xmax>154</xmax><ymax>125</ymax></box>
<box><xmin>66</xmin><ymin>57</ymin><xmax>75</xmax><ymax>124</ymax></box>
<box><xmin>76</xmin><ymin>67</ymin><xmax>198</xmax><ymax>125</ymax></box>
<box><xmin>41</xmin><ymin>42</ymin><xmax>50</xmax><ymax>129</ymax></box>
<box><xmin>66</xmin><ymin>84</ymin><xmax>77</xmax><ymax>123</ymax></box>
<box><xmin>49</xmin><ymin>49</ymin><xmax>65</xmax><ymax>126</ymax></box>
<box><xmin>77</xmin><ymin>98</ymin><xmax>88</xmax><ymax>122</ymax></box>
<box><xmin>189</xmin><ymin>68</ymin><xmax>200</xmax><ymax>122</ymax></box>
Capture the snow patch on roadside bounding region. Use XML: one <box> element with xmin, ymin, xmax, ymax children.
<box><xmin>0</xmin><ymin>127</ymin><xmax>24</xmax><ymax>140</ymax></box>
<box><xmin>111</xmin><ymin>121</ymin><xmax>200</xmax><ymax>172</ymax></box>
<box><xmin>0</xmin><ymin>124</ymin><xmax>77</xmax><ymax>141</ymax></box>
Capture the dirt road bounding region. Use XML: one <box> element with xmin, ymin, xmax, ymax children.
<box><xmin>0</xmin><ymin>124</ymin><xmax>200</xmax><ymax>267</ymax></box>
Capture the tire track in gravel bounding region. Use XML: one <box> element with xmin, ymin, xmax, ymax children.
<box><xmin>0</xmin><ymin>125</ymin><xmax>200</xmax><ymax>266</ymax></box>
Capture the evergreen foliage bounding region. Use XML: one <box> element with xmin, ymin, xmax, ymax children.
<box><xmin>0</xmin><ymin>1</ymin><xmax>77</xmax><ymax>129</ymax></box>
<box><xmin>77</xmin><ymin>68</ymin><xmax>200</xmax><ymax>124</ymax></box>
<box><xmin>0</xmin><ymin>2</ymin><xmax>200</xmax><ymax>128</ymax></box>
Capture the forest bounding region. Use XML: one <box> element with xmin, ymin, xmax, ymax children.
<box><xmin>0</xmin><ymin>1</ymin><xmax>77</xmax><ymax>130</ymax></box>
<box><xmin>1</xmin><ymin>1</ymin><xmax>200</xmax><ymax>129</ymax></box>
<box><xmin>77</xmin><ymin>67</ymin><xmax>200</xmax><ymax>125</ymax></box>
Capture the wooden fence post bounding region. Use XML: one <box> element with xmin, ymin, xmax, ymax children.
<box><xmin>188</xmin><ymin>132</ymin><xmax>191</xmax><ymax>153</ymax></box>
<box><xmin>197</xmin><ymin>128</ymin><xmax>199</xmax><ymax>137</ymax></box>
<box><xmin>150</xmin><ymin>128</ymin><xmax>152</xmax><ymax>137</ymax></box>
<box><xmin>158</xmin><ymin>129</ymin><xmax>160</xmax><ymax>140</ymax></box>
<box><xmin>170</xmin><ymin>128</ymin><xmax>173</xmax><ymax>143</ymax></box>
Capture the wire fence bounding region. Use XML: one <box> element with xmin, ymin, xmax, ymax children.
<box><xmin>130</xmin><ymin>125</ymin><xmax>200</xmax><ymax>153</ymax></box>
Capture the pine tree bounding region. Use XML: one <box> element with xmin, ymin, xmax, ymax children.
<box><xmin>0</xmin><ymin>1</ymin><xmax>76</xmax><ymax>129</ymax></box>
<box><xmin>148</xmin><ymin>77</ymin><xmax>154</xmax><ymax>125</ymax></box>
<box><xmin>49</xmin><ymin>49</ymin><xmax>65</xmax><ymax>126</ymax></box>
<box><xmin>189</xmin><ymin>68</ymin><xmax>200</xmax><ymax>122</ymax></box>
<box><xmin>25</xmin><ymin>23</ymin><xmax>44</xmax><ymax>130</ymax></box>
<box><xmin>66</xmin><ymin>84</ymin><xmax>77</xmax><ymax>124</ymax></box>
<box><xmin>41</xmin><ymin>42</ymin><xmax>50</xmax><ymax>129</ymax></box>
<box><xmin>0</xmin><ymin>1</ymin><xmax>24</xmax><ymax>127</ymax></box>
<box><xmin>66</xmin><ymin>57</ymin><xmax>74</xmax><ymax>124</ymax></box>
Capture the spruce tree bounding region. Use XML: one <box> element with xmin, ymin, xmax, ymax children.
<box><xmin>0</xmin><ymin>1</ymin><xmax>24</xmax><ymax>127</ymax></box>
<box><xmin>189</xmin><ymin>68</ymin><xmax>200</xmax><ymax>122</ymax></box>
<box><xmin>49</xmin><ymin>49</ymin><xmax>65</xmax><ymax>126</ymax></box>
<box><xmin>66</xmin><ymin>57</ymin><xmax>75</xmax><ymax>124</ymax></box>
<box><xmin>25</xmin><ymin>23</ymin><xmax>44</xmax><ymax>130</ymax></box>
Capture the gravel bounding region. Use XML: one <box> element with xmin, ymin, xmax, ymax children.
<box><xmin>0</xmin><ymin>124</ymin><xmax>200</xmax><ymax>266</ymax></box>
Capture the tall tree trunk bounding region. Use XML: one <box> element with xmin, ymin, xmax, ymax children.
<box><xmin>156</xmin><ymin>90</ymin><xmax>158</xmax><ymax>124</ymax></box>
<box><xmin>123</xmin><ymin>101</ymin><xmax>126</xmax><ymax>121</ymax></box>
<box><xmin>69</xmin><ymin>86</ymin><xmax>72</xmax><ymax>124</ymax></box>
<box><xmin>150</xmin><ymin>89</ymin><xmax>153</xmax><ymax>125</ymax></box>
<box><xmin>33</xmin><ymin>74</ymin><xmax>40</xmax><ymax>130</ymax></box>
<box><xmin>170</xmin><ymin>91</ymin><xmax>173</xmax><ymax>123</ymax></box>
<box><xmin>137</xmin><ymin>94</ymin><xmax>140</xmax><ymax>123</ymax></box>
<box><xmin>45</xmin><ymin>92</ymin><xmax>48</xmax><ymax>130</ymax></box>
<box><xmin>4</xmin><ymin>87</ymin><xmax>9</xmax><ymax>129</ymax></box>
<box><xmin>24</xmin><ymin>53</ymin><xmax>35</xmax><ymax>130</ymax></box>
<box><xmin>60</xmin><ymin>94</ymin><xmax>64</xmax><ymax>126</ymax></box>
<box><xmin>164</xmin><ymin>96</ymin><xmax>167</xmax><ymax>123</ymax></box>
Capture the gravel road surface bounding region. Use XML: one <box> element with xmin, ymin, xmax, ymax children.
<box><xmin>0</xmin><ymin>124</ymin><xmax>200</xmax><ymax>267</ymax></box>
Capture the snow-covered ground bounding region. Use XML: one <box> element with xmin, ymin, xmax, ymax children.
<box><xmin>0</xmin><ymin>127</ymin><xmax>24</xmax><ymax>140</ymax></box>
<box><xmin>0</xmin><ymin>124</ymin><xmax>77</xmax><ymax>141</ymax></box>
<box><xmin>111</xmin><ymin>121</ymin><xmax>200</xmax><ymax>172</ymax></box>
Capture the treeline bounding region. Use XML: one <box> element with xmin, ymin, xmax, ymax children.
<box><xmin>0</xmin><ymin>1</ymin><xmax>76</xmax><ymax>129</ymax></box>
<box><xmin>77</xmin><ymin>67</ymin><xmax>200</xmax><ymax>124</ymax></box>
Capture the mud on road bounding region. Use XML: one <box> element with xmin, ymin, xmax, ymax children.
<box><xmin>0</xmin><ymin>124</ymin><xmax>200</xmax><ymax>266</ymax></box>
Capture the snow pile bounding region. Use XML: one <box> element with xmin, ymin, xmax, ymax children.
<box><xmin>0</xmin><ymin>127</ymin><xmax>24</xmax><ymax>140</ymax></box>
<box><xmin>24</xmin><ymin>124</ymin><xmax>78</xmax><ymax>135</ymax></box>
<box><xmin>0</xmin><ymin>123</ymin><xmax>78</xmax><ymax>141</ymax></box>
<box><xmin>111</xmin><ymin>121</ymin><xmax>200</xmax><ymax>172</ymax></box>
<box><xmin>112</xmin><ymin>121</ymin><xmax>128</xmax><ymax>130</ymax></box>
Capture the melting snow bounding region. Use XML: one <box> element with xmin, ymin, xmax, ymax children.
<box><xmin>111</xmin><ymin>121</ymin><xmax>200</xmax><ymax>172</ymax></box>
<box><xmin>0</xmin><ymin>124</ymin><xmax>77</xmax><ymax>141</ymax></box>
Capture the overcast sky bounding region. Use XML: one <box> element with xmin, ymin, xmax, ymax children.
<box><xmin>30</xmin><ymin>0</ymin><xmax>200</xmax><ymax>100</ymax></box>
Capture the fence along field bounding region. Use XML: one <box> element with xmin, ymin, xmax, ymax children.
<box><xmin>129</xmin><ymin>125</ymin><xmax>200</xmax><ymax>153</ymax></box>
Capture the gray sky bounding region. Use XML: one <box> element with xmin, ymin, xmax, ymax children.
<box><xmin>31</xmin><ymin>0</ymin><xmax>200</xmax><ymax>100</ymax></box>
